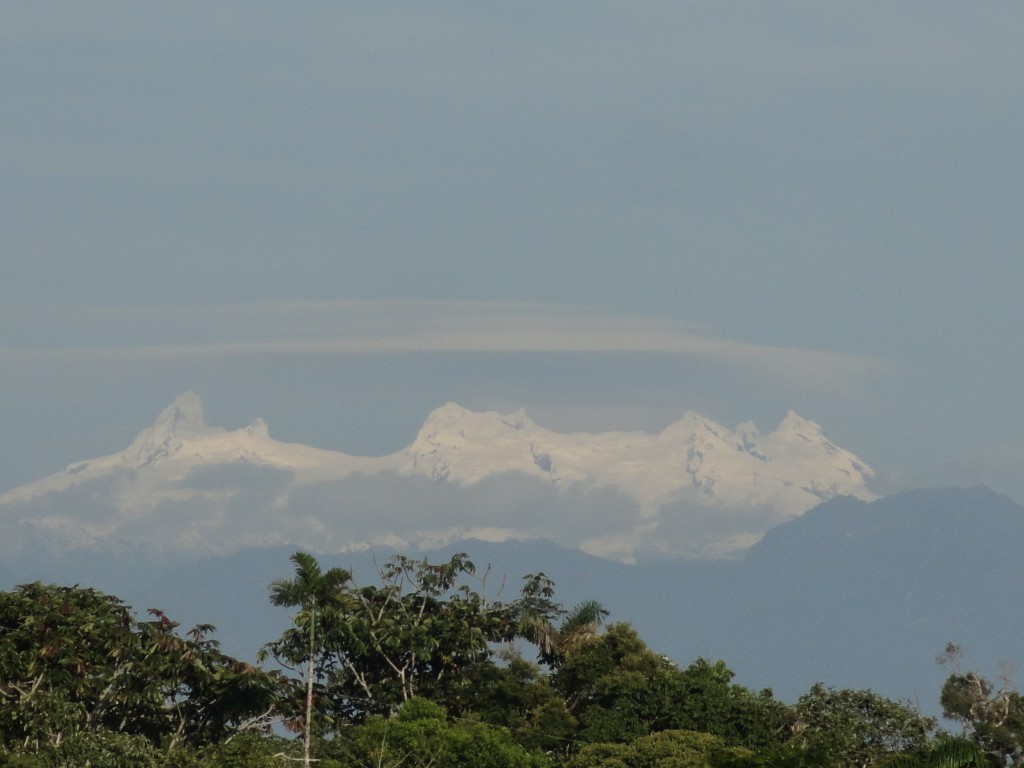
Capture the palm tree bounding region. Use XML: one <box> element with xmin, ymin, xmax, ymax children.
<box><xmin>523</xmin><ymin>598</ymin><xmax>609</xmax><ymax>667</ymax></box>
<box><xmin>559</xmin><ymin>600</ymin><xmax>610</xmax><ymax>644</ymax></box>
<box><xmin>885</xmin><ymin>735</ymin><xmax>990</xmax><ymax>768</ymax></box>
<box><xmin>264</xmin><ymin>552</ymin><xmax>351</xmax><ymax>768</ymax></box>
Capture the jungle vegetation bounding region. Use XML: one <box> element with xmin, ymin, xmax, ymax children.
<box><xmin>0</xmin><ymin>552</ymin><xmax>1014</xmax><ymax>767</ymax></box>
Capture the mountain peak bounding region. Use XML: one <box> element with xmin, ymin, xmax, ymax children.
<box><xmin>774</xmin><ymin>410</ymin><xmax>831</xmax><ymax>443</ymax></box>
<box><xmin>160</xmin><ymin>391</ymin><xmax>206</xmax><ymax>428</ymax></box>
<box><xmin>245</xmin><ymin>417</ymin><xmax>270</xmax><ymax>439</ymax></box>
<box><xmin>776</xmin><ymin>409</ymin><xmax>816</xmax><ymax>430</ymax></box>
<box><xmin>121</xmin><ymin>392</ymin><xmax>217</xmax><ymax>469</ymax></box>
<box><xmin>660</xmin><ymin>410</ymin><xmax>724</xmax><ymax>439</ymax></box>
<box><xmin>424</xmin><ymin>402</ymin><xmax>475</xmax><ymax>423</ymax></box>
<box><xmin>418</xmin><ymin>402</ymin><xmax>537</xmax><ymax>434</ymax></box>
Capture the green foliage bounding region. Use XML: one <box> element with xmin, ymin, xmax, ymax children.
<box><xmin>0</xmin><ymin>582</ymin><xmax>135</xmax><ymax>751</ymax></box>
<box><xmin>467</xmin><ymin>647</ymin><xmax>578</xmax><ymax>752</ymax></box>
<box><xmin>554</xmin><ymin>623</ymin><xmax>680</xmax><ymax>742</ymax></box>
<box><xmin>672</xmin><ymin>658</ymin><xmax>793</xmax><ymax>750</ymax></box>
<box><xmin>321</xmin><ymin>696</ymin><xmax>551</xmax><ymax>768</ymax></box>
<box><xmin>0</xmin><ymin>582</ymin><xmax>280</xmax><ymax>766</ymax></box>
<box><xmin>164</xmin><ymin>733</ymin><xmax>295</xmax><ymax>768</ymax></box>
<box><xmin>7</xmin><ymin>551</ymin><xmax>1015</xmax><ymax>768</ymax></box>
<box><xmin>567</xmin><ymin>729</ymin><xmax>757</xmax><ymax>768</ymax></box>
<box><xmin>263</xmin><ymin>551</ymin><xmax>565</xmax><ymax>728</ymax></box>
<box><xmin>553</xmin><ymin>624</ymin><xmax>790</xmax><ymax>751</ymax></box>
<box><xmin>519</xmin><ymin>595</ymin><xmax>609</xmax><ymax>668</ymax></box>
<box><xmin>883</xmin><ymin>735</ymin><xmax>989</xmax><ymax>768</ymax></box>
<box><xmin>793</xmin><ymin>683</ymin><xmax>935</xmax><ymax>768</ymax></box>
<box><xmin>938</xmin><ymin>645</ymin><xmax>1024</xmax><ymax>767</ymax></box>
<box><xmin>41</xmin><ymin>729</ymin><xmax>161</xmax><ymax>768</ymax></box>
<box><xmin>260</xmin><ymin>551</ymin><xmax>353</xmax><ymax>766</ymax></box>
<box><xmin>331</xmin><ymin>552</ymin><xmax>502</xmax><ymax>714</ymax></box>
<box><xmin>0</xmin><ymin>755</ymin><xmax>45</xmax><ymax>768</ymax></box>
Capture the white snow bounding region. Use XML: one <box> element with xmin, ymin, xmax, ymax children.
<box><xmin>398</xmin><ymin>401</ymin><xmax>873</xmax><ymax>513</ymax></box>
<box><xmin>0</xmin><ymin>393</ymin><xmax>876</xmax><ymax>561</ymax></box>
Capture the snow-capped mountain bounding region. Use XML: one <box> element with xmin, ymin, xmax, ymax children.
<box><xmin>6</xmin><ymin>392</ymin><xmax>392</xmax><ymax>501</ymax></box>
<box><xmin>403</xmin><ymin>401</ymin><xmax>872</xmax><ymax>512</ymax></box>
<box><xmin>0</xmin><ymin>393</ymin><xmax>875</xmax><ymax>561</ymax></box>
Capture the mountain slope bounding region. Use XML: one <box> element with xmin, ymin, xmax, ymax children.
<box><xmin>0</xmin><ymin>392</ymin><xmax>875</xmax><ymax>560</ymax></box>
<box><xmin>676</xmin><ymin>485</ymin><xmax>1024</xmax><ymax>708</ymax></box>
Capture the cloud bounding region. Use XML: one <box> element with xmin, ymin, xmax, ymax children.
<box><xmin>0</xmin><ymin>466</ymin><xmax>643</xmax><ymax>559</ymax></box>
<box><xmin>0</xmin><ymin>462</ymin><xmax>849</xmax><ymax>563</ymax></box>
<box><xmin>2</xmin><ymin>300</ymin><xmax>891</xmax><ymax>394</ymax></box>
<box><xmin>17</xmin><ymin>464</ymin><xmax>812</xmax><ymax>563</ymax></box>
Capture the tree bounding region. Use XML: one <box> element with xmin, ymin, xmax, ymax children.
<box><xmin>321</xmin><ymin>697</ymin><xmax>550</xmax><ymax>768</ymax></box>
<box><xmin>884</xmin><ymin>735</ymin><xmax>990</xmax><ymax>768</ymax></box>
<box><xmin>939</xmin><ymin>644</ymin><xmax>1024</xmax><ymax>767</ymax></box>
<box><xmin>0</xmin><ymin>582</ymin><xmax>279</xmax><ymax>767</ymax></box>
<box><xmin>552</xmin><ymin>622</ymin><xmax>679</xmax><ymax>743</ymax></box>
<box><xmin>793</xmin><ymin>683</ymin><xmax>936</xmax><ymax>768</ymax></box>
<box><xmin>567</xmin><ymin>729</ymin><xmax>756</xmax><ymax>768</ymax></box>
<box><xmin>0</xmin><ymin>582</ymin><xmax>136</xmax><ymax>754</ymax></box>
<box><xmin>464</xmin><ymin>646</ymin><xmax>577</xmax><ymax>753</ymax></box>
<box><xmin>132</xmin><ymin>612</ymin><xmax>279</xmax><ymax>750</ymax></box>
<box><xmin>163</xmin><ymin>732</ymin><xmax>293</xmax><ymax>768</ymax></box>
<box><xmin>315</xmin><ymin>553</ymin><xmax>564</xmax><ymax>722</ymax></box>
<box><xmin>261</xmin><ymin>550</ymin><xmax>569</xmax><ymax>752</ymax></box>
<box><xmin>261</xmin><ymin>552</ymin><xmax>353</xmax><ymax>768</ymax></box>
<box><xmin>520</xmin><ymin>598</ymin><xmax>609</xmax><ymax>668</ymax></box>
<box><xmin>552</xmin><ymin>623</ymin><xmax>791</xmax><ymax>751</ymax></box>
<box><xmin>672</xmin><ymin>658</ymin><xmax>793</xmax><ymax>750</ymax></box>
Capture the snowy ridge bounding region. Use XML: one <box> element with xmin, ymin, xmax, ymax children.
<box><xmin>0</xmin><ymin>393</ymin><xmax>876</xmax><ymax>561</ymax></box>
<box><xmin>401</xmin><ymin>402</ymin><xmax>873</xmax><ymax>512</ymax></box>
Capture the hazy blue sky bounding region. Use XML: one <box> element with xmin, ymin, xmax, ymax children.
<box><xmin>3</xmin><ymin>3</ymin><xmax>1023</xmax><ymax>501</ymax></box>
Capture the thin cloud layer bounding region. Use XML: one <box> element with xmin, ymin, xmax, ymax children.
<box><xmin>2</xmin><ymin>300</ymin><xmax>890</xmax><ymax>395</ymax></box>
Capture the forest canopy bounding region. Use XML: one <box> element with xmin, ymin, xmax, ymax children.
<box><xmin>0</xmin><ymin>552</ymin><xmax>1009</xmax><ymax>768</ymax></box>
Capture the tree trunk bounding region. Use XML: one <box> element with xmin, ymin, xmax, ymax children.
<box><xmin>304</xmin><ymin>605</ymin><xmax>315</xmax><ymax>768</ymax></box>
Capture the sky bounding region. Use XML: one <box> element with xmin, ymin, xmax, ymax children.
<box><xmin>3</xmin><ymin>3</ymin><xmax>1024</xmax><ymax>503</ymax></box>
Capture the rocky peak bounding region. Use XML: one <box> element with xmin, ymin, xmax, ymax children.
<box><xmin>121</xmin><ymin>391</ymin><xmax>218</xmax><ymax>469</ymax></box>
